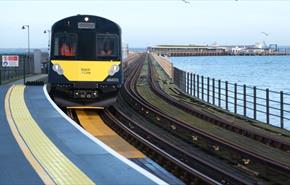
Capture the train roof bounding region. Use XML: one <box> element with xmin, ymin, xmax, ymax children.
<box><xmin>51</xmin><ymin>14</ymin><xmax>121</xmax><ymax>32</ymax></box>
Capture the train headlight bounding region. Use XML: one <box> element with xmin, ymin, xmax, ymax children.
<box><xmin>108</xmin><ymin>64</ymin><xmax>120</xmax><ymax>76</ymax></box>
<box><xmin>52</xmin><ymin>64</ymin><xmax>64</xmax><ymax>75</ymax></box>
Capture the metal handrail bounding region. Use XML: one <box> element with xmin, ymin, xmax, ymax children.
<box><xmin>175</xmin><ymin>68</ymin><xmax>289</xmax><ymax>129</ymax></box>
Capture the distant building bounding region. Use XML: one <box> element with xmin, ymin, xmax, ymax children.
<box><xmin>148</xmin><ymin>45</ymin><xmax>227</xmax><ymax>56</ymax></box>
<box><xmin>122</xmin><ymin>43</ymin><xmax>129</xmax><ymax>60</ymax></box>
<box><xmin>148</xmin><ymin>43</ymin><xmax>288</xmax><ymax>56</ymax></box>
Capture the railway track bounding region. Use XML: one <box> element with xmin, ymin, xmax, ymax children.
<box><xmin>119</xmin><ymin>53</ymin><xmax>290</xmax><ymax>184</ymax></box>
<box><xmin>66</xmin><ymin>55</ymin><xmax>253</xmax><ymax>184</ymax></box>
<box><xmin>148</xmin><ymin>54</ymin><xmax>290</xmax><ymax>152</ymax></box>
<box><xmin>115</xmin><ymin>54</ymin><xmax>260</xmax><ymax>185</ymax></box>
<box><xmin>65</xmin><ymin>53</ymin><xmax>290</xmax><ymax>184</ymax></box>
<box><xmin>102</xmin><ymin>107</ymin><xmax>223</xmax><ymax>185</ymax></box>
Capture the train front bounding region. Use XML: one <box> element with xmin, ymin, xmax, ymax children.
<box><xmin>48</xmin><ymin>15</ymin><xmax>123</xmax><ymax>108</ymax></box>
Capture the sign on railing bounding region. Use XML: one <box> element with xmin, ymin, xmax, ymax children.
<box><xmin>2</xmin><ymin>55</ymin><xmax>19</xmax><ymax>67</ymax></box>
<box><xmin>174</xmin><ymin>67</ymin><xmax>290</xmax><ymax>130</ymax></box>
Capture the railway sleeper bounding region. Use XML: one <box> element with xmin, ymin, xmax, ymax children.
<box><xmin>122</xmin><ymin>91</ymin><xmax>290</xmax><ymax>184</ymax></box>
<box><xmin>148</xmin><ymin>59</ymin><xmax>290</xmax><ymax>155</ymax></box>
<box><xmin>101</xmin><ymin>111</ymin><xmax>214</xmax><ymax>185</ymax></box>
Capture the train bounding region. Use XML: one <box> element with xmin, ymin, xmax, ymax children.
<box><xmin>48</xmin><ymin>15</ymin><xmax>123</xmax><ymax>108</ymax></box>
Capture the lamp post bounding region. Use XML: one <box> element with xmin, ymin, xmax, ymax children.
<box><xmin>43</xmin><ymin>29</ymin><xmax>51</xmax><ymax>74</ymax></box>
<box><xmin>22</xmin><ymin>25</ymin><xmax>30</xmax><ymax>84</ymax></box>
<box><xmin>43</xmin><ymin>29</ymin><xmax>51</xmax><ymax>56</ymax></box>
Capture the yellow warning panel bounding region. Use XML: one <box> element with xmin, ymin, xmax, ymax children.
<box><xmin>76</xmin><ymin>109</ymin><xmax>145</xmax><ymax>159</ymax></box>
<box><xmin>5</xmin><ymin>85</ymin><xmax>94</xmax><ymax>185</ymax></box>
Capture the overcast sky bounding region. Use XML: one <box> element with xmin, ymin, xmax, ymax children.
<box><xmin>0</xmin><ymin>0</ymin><xmax>290</xmax><ymax>48</ymax></box>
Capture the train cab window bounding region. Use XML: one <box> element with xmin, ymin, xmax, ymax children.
<box><xmin>54</xmin><ymin>33</ymin><xmax>77</xmax><ymax>57</ymax></box>
<box><xmin>96</xmin><ymin>34</ymin><xmax>119</xmax><ymax>57</ymax></box>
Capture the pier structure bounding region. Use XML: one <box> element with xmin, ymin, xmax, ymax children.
<box><xmin>148</xmin><ymin>44</ymin><xmax>290</xmax><ymax>56</ymax></box>
<box><xmin>148</xmin><ymin>45</ymin><xmax>227</xmax><ymax>56</ymax></box>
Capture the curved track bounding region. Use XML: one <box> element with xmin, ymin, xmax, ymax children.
<box><xmin>117</xmin><ymin>53</ymin><xmax>290</xmax><ymax>185</ymax></box>
<box><xmin>148</xmin><ymin>54</ymin><xmax>290</xmax><ymax>152</ymax></box>
<box><xmin>114</xmin><ymin>54</ymin><xmax>260</xmax><ymax>185</ymax></box>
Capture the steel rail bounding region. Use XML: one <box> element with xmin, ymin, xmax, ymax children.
<box><xmin>120</xmin><ymin>53</ymin><xmax>290</xmax><ymax>184</ymax></box>
<box><xmin>148</xmin><ymin>55</ymin><xmax>290</xmax><ymax>152</ymax></box>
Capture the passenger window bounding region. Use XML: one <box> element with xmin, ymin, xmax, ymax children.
<box><xmin>96</xmin><ymin>34</ymin><xmax>119</xmax><ymax>57</ymax></box>
<box><xmin>54</xmin><ymin>33</ymin><xmax>77</xmax><ymax>57</ymax></box>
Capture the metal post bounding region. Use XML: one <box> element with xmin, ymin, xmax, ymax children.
<box><xmin>0</xmin><ymin>69</ymin><xmax>1</xmax><ymax>85</ymax></box>
<box><xmin>197</xmin><ymin>75</ymin><xmax>199</xmax><ymax>98</ymax></box>
<box><xmin>212</xmin><ymin>78</ymin><xmax>215</xmax><ymax>105</ymax></box>
<box><xmin>22</xmin><ymin>25</ymin><xmax>30</xmax><ymax>85</ymax></box>
<box><xmin>266</xmin><ymin>89</ymin><xmax>270</xmax><ymax>124</ymax></box>
<box><xmin>201</xmin><ymin>76</ymin><xmax>204</xmax><ymax>100</ymax></box>
<box><xmin>207</xmin><ymin>77</ymin><xmax>210</xmax><ymax>103</ymax></box>
<box><xmin>186</xmin><ymin>73</ymin><xmax>190</xmax><ymax>94</ymax></box>
<box><xmin>253</xmin><ymin>86</ymin><xmax>257</xmax><ymax>120</ymax></box>
<box><xmin>280</xmin><ymin>91</ymin><xmax>284</xmax><ymax>129</ymax></box>
<box><xmin>181</xmin><ymin>71</ymin><xmax>183</xmax><ymax>91</ymax></box>
<box><xmin>27</xmin><ymin>27</ymin><xmax>30</xmax><ymax>83</ymax></box>
<box><xmin>181</xmin><ymin>71</ymin><xmax>184</xmax><ymax>91</ymax></box>
<box><xmin>190</xmin><ymin>73</ymin><xmax>193</xmax><ymax>96</ymax></box>
<box><xmin>179</xmin><ymin>69</ymin><xmax>182</xmax><ymax>89</ymax></box>
<box><xmin>44</xmin><ymin>29</ymin><xmax>51</xmax><ymax>59</ymax></box>
<box><xmin>4</xmin><ymin>69</ymin><xmax>6</xmax><ymax>82</ymax></box>
<box><xmin>225</xmin><ymin>81</ymin><xmax>228</xmax><ymax>110</ymax></box>
<box><xmin>193</xmin><ymin>74</ymin><xmax>196</xmax><ymax>97</ymax></box>
<box><xmin>218</xmin><ymin>80</ymin><xmax>221</xmax><ymax>107</ymax></box>
<box><xmin>243</xmin><ymin>84</ymin><xmax>247</xmax><ymax>116</ymax></box>
<box><xmin>234</xmin><ymin>83</ymin><xmax>237</xmax><ymax>114</ymax></box>
<box><xmin>183</xmin><ymin>71</ymin><xmax>186</xmax><ymax>92</ymax></box>
<box><xmin>14</xmin><ymin>66</ymin><xmax>16</xmax><ymax>79</ymax></box>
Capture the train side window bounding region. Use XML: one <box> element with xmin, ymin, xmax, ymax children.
<box><xmin>54</xmin><ymin>33</ymin><xmax>77</xmax><ymax>57</ymax></box>
<box><xmin>96</xmin><ymin>34</ymin><xmax>119</xmax><ymax>57</ymax></box>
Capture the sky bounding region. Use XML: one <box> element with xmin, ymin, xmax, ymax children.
<box><xmin>0</xmin><ymin>0</ymin><xmax>290</xmax><ymax>48</ymax></box>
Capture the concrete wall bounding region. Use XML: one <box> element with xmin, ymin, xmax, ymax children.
<box><xmin>152</xmin><ymin>53</ymin><xmax>174</xmax><ymax>79</ymax></box>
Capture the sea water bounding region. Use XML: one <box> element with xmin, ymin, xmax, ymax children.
<box><xmin>170</xmin><ymin>56</ymin><xmax>290</xmax><ymax>129</ymax></box>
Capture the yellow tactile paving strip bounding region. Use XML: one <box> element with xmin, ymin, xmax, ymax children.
<box><xmin>76</xmin><ymin>109</ymin><xmax>145</xmax><ymax>159</ymax></box>
<box><xmin>5</xmin><ymin>85</ymin><xmax>95</xmax><ymax>185</ymax></box>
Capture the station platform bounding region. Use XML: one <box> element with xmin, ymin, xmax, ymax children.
<box><xmin>0</xmin><ymin>84</ymin><xmax>170</xmax><ymax>185</ymax></box>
